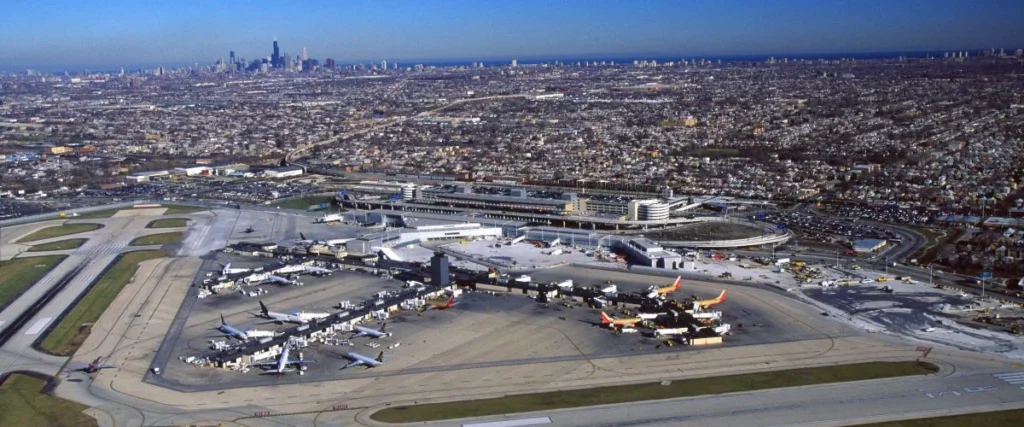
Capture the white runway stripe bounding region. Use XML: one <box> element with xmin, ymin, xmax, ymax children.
<box><xmin>25</xmin><ymin>317</ymin><xmax>52</xmax><ymax>335</ymax></box>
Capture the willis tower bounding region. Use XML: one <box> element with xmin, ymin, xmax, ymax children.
<box><xmin>271</xmin><ymin>38</ymin><xmax>282</xmax><ymax>68</ymax></box>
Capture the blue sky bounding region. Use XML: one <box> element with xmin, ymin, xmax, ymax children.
<box><xmin>2</xmin><ymin>0</ymin><xmax>1023</xmax><ymax>71</ymax></box>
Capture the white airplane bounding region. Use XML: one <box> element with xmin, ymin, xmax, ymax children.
<box><xmin>351</xmin><ymin>322</ymin><xmax>392</xmax><ymax>339</ymax></box>
<box><xmin>273</xmin><ymin>264</ymin><xmax>307</xmax><ymax>275</ymax></box>
<box><xmin>218</xmin><ymin>314</ymin><xmax>276</xmax><ymax>340</ymax></box>
<box><xmin>265</xmin><ymin>275</ymin><xmax>298</xmax><ymax>285</ymax></box>
<box><xmin>316</xmin><ymin>213</ymin><xmax>345</xmax><ymax>224</ymax></box>
<box><xmin>304</xmin><ymin>266</ymin><xmax>333</xmax><ymax>276</ymax></box>
<box><xmin>221</xmin><ymin>263</ymin><xmax>251</xmax><ymax>276</ymax></box>
<box><xmin>217</xmin><ymin>314</ymin><xmax>248</xmax><ymax>340</ymax></box>
<box><xmin>341</xmin><ymin>351</ymin><xmax>385</xmax><ymax>369</ymax></box>
<box><xmin>253</xmin><ymin>347</ymin><xmax>314</xmax><ymax>375</ymax></box>
<box><xmin>258</xmin><ymin>301</ymin><xmax>330</xmax><ymax>324</ymax></box>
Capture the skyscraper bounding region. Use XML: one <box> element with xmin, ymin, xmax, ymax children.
<box><xmin>302</xmin><ymin>47</ymin><xmax>308</xmax><ymax>61</ymax></box>
<box><xmin>381</xmin><ymin>59</ymin><xmax>387</xmax><ymax>70</ymax></box>
<box><xmin>272</xmin><ymin>39</ymin><xmax>281</xmax><ymax>68</ymax></box>
<box><xmin>511</xmin><ymin>59</ymin><xmax>518</xmax><ymax>67</ymax></box>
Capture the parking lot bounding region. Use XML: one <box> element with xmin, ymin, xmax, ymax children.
<box><xmin>764</xmin><ymin>212</ymin><xmax>902</xmax><ymax>244</ymax></box>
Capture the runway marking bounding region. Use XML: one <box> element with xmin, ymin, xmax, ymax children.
<box><xmin>994</xmin><ymin>372</ymin><xmax>1024</xmax><ymax>385</ymax></box>
<box><xmin>463</xmin><ymin>417</ymin><xmax>552</xmax><ymax>427</ymax></box>
<box><xmin>25</xmin><ymin>317</ymin><xmax>52</xmax><ymax>335</ymax></box>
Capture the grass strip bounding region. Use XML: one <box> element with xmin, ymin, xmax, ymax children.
<box><xmin>16</xmin><ymin>224</ymin><xmax>102</xmax><ymax>243</ymax></box>
<box><xmin>26</xmin><ymin>238</ymin><xmax>88</xmax><ymax>252</ymax></box>
<box><xmin>0</xmin><ymin>255</ymin><xmax>65</xmax><ymax>309</ymax></box>
<box><xmin>147</xmin><ymin>218</ymin><xmax>188</xmax><ymax>228</ymax></box>
<box><xmin>271</xmin><ymin>196</ymin><xmax>333</xmax><ymax>210</ymax></box>
<box><xmin>129</xmin><ymin>232</ymin><xmax>183</xmax><ymax>246</ymax></box>
<box><xmin>856</xmin><ymin>408</ymin><xmax>1024</xmax><ymax>426</ymax></box>
<box><xmin>0</xmin><ymin>374</ymin><xmax>97</xmax><ymax>427</ymax></box>
<box><xmin>372</xmin><ymin>361</ymin><xmax>939</xmax><ymax>423</ymax></box>
<box><xmin>38</xmin><ymin>250</ymin><xmax>167</xmax><ymax>355</ymax></box>
<box><xmin>74</xmin><ymin>209</ymin><xmax>121</xmax><ymax>219</ymax></box>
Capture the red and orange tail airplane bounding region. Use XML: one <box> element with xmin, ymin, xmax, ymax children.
<box><xmin>427</xmin><ymin>296</ymin><xmax>456</xmax><ymax>310</ymax></box>
<box><xmin>696</xmin><ymin>290</ymin><xmax>727</xmax><ymax>309</ymax></box>
<box><xmin>654</xmin><ymin>276</ymin><xmax>682</xmax><ymax>295</ymax></box>
<box><xmin>600</xmin><ymin>312</ymin><xmax>641</xmax><ymax>328</ymax></box>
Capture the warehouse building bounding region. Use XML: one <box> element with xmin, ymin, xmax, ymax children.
<box><xmin>264</xmin><ymin>166</ymin><xmax>304</xmax><ymax>179</ymax></box>
<box><xmin>851</xmin><ymin>238</ymin><xmax>887</xmax><ymax>253</ymax></box>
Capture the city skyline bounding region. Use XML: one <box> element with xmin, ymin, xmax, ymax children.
<box><xmin>3</xmin><ymin>0</ymin><xmax>1024</xmax><ymax>72</ymax></box>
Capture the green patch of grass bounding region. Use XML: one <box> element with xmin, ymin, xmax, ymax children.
<box><xmin>271</xmin><ymin>196</ymin><xmax>334</xmax><ymax>210</ymax></box>
<box><xmin>16</xmin><ymin>223</ymin><xmax>102</xmax><ymax>244</ymax></box>
<box><xmin>0</xmin><ymin>255</ymin><xmax>65</xmax><ymax>309</ymax></box>
<box><xmin>39</xmin><ymin>250</ymin><xmax>167</xmax><ymax>356</ymax></box>
<box><xmin>26</xmin><ymin>238</ymin><xmax>88</xmax><ymax>252</ymax></box>
<box><xmin>147</xmin><ymin>218</ymin><xmax>188</xmax><ymax>228</ymax></box>
<box><xmin>0</xmin><ymin>374</ymin><xmax>97</xmax><ymax>427</ymax></box>
<box><xmin>856</xmin><ymin>408</ymin><xmax>1024</xmax><ymax>426</ymax></box>
<box><xmin>372</xmin><ymin>361</ymin><xmax>938</xmax><ymax>423</ymax></box>
<box><xmin>74</xmin><ymin>209</ymin><xmax>121</xmax><ymax>219</ymax></box>
<box><xmin>161</xmin><ymin>205</ymin><xmax>208</xmax><ymax>215</ymax></box>
<box><xmin>128</xmin><ymin>232</ymin><xmax>183</xmax><ymax>246</ymax></box>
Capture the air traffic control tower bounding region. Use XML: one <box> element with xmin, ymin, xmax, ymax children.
<box><xmin>430</xmin><ymin>251</ymin><xmax>450</xmax><ymax>286</ymax></box>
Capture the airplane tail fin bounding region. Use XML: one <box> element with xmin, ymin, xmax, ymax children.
<box><xmin>380</xmin><ymin>322</ymin><xmax>387</xmax><ymax>333</ymax></box>
<box><xmin>600</xmin><ymin>312</ymin><xmax>613</xmax><ymax>324</ymax></box>
<box><xmin>220</xmin><ymin>314</ymin><xmax>226</xmax><ymax>325</ymax></box>
<box><xmin>375</xmin><ymin>351</ymin><xmax>385</xmax><ymax>363</ymax></box>
<box><xmin>672</xmin><ymin>276</ymin><xmax>682</xmax><ymax>291</ymax></box>
<box><xmin>300</xmin><ymin>232</ymin><xmax>307</xmax><ymax>240</ymax></box>
<box><xmin>717</xmin><ymin>290</ymin><xmax>727</xmax><ymax>303</ymax></box>
<box><xmin>445</xmin><ymin>297</ymin><xmax>455</xmax><ymax>308</ymax></box>
<box><xmin>259</xmin><ymin>300</ymin><xmax>269</xmax><ymax>316</ymax></box>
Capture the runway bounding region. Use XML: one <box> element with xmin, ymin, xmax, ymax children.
<box><xmin>398</xmin><ymin>367</ymin><xmax>1024</xmax><ymax>427</ymax></box>
<box><xmin>0</xmin><ymin>210</ymin><xmax>191</xmax><ymax>377</ymax></box>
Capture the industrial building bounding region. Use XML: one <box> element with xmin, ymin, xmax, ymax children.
<box><xmin>619</xmin><ymin>236</ymin><xmax>684</xmax><ymax>269</ymax></box>
<box><xmin>264</xmin><ymin>166</ymin><xmax>304</xmax><ymax>179</ymax></box>
<box><xmin>851</xmin><ymin>238</ymin><xmax>888</xmax><ymax>253</ymax></box>
<box><xmin>343</xmin><ymin>210</ymin><xmax>522</xmax><ymax>254</ymax></box>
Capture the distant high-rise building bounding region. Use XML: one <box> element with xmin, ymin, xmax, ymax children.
<box><xmin>272</xmin><ymin>39</ymin><xmax>281</xmax><ymax>68</ymax></box>
<box><xmin>381</xmin><ymin>59</ymin><xmax>387</xmax><ymax>70</ymax></box>
<box><xmin>511</xmin><ymin>59</ymin><xmax>518</xmax><ymax>67</ymax></box>
<box><xmin>1017</xmin><ymin>49</ymin><xmax>1023</xmax><ymax>57</ymax></box>
<box><xmin>325</xmin><ymin>58</ymin><xmax>335</xmax><ymax>69</ymax></box>
<box><xmin>302</xmin><ymin>47</ymin><xmax>308</xmax><ymax>61</ymax></box>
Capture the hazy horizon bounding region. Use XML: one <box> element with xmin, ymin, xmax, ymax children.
<box><xmin>3</xmin><ymin>0</ymin><xmax>1024</xmax><ymax>72</ymax></box>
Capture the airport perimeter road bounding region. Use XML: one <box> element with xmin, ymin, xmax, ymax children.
<box><xmin>389</xmin><ymin>361</ymin><xmax>1024</xmax><ymax>427</ymax></box>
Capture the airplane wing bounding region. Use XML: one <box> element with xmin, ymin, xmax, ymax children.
<box><xmin>343</xmin><ymin>360</ymin><xmax>365</xmax><ymax>369</ymax></box>
<box><xmin>250</xmin><ymin>360</ymin><xmax>280</xmax><ymax>367</ymax></box>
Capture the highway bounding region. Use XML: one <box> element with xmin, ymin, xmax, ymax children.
<box><xmin>286</xmin><ymin>93</ymin><xmax>527</xmax><ymax>165</ymax></box>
